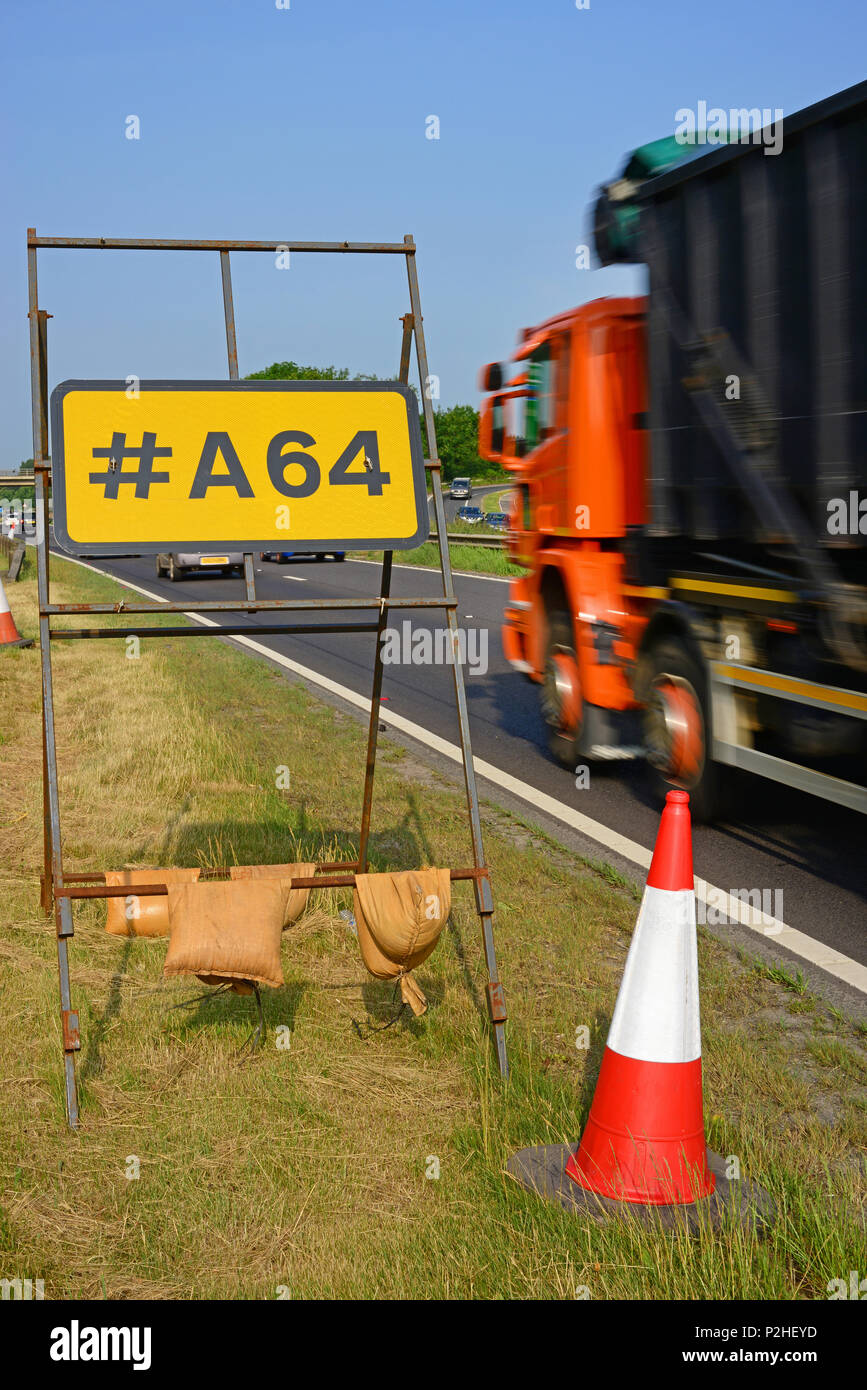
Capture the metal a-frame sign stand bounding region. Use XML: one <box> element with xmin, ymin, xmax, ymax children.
<box><xmin>27</xmin><ymin>229</ymin><xmax>508</xmax><ymax>1129</ymax></box>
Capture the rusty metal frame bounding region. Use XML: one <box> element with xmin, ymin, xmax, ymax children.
<box><xmin>27</xmin><ymin>228</ymin><xmax>508</xmax><ymax>1129</ymax></box>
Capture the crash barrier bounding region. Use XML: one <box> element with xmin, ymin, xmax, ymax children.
<box><xmin>507</xmin><ymin>791</ymin><xmax>773</xmax><ymax>1229</ymax></box>
<box><xmin>28</xmin><ymin>229</ymin><xmax>508</xmax><ymax>1128</ymax></box>
<box><xmin>442</xmin><ymin>533</ymin><xmax>505</xmax><ymax>548</ymax></box>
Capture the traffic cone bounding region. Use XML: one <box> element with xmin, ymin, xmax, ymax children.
<box><xmin>565</xmin><ymin>789</ymin><xmax>715</xmax><ymax>1204</ymax></box>
<box><xmin>0</xmin><ymin>574</ymin><xmax>32</xmax><ymax>649</ymax></box>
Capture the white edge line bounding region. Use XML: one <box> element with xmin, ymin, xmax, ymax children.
<box><xmin>346</xmin><ymin>557</ymin><xmax>512</xmax><ymax>584</ymax></box>
<box><xmin>52</xmin><ymin>552</ymin><xmax>867</xmax><ymax>996</ymax></box>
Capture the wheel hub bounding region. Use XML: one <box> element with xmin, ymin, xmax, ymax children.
<box><xmin>542</xmin><ymin>650</ymin><xmax>582</xmax><ymax>734</ymax></box>
<box><xmin>646</xmin><ymin>674</ymin><xmax>705</xmax><ymax>786</ymax></box>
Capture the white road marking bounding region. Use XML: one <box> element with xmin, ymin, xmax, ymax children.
<box><xmin>54</xmin><ymin>552</ymin><xmax>867</xmax><ymax>996</ymax></box>
<box><xmin>282</xmin><ymin>574</ymin><xmax>307</xmax><ymax>582</ymax></box>
<box><xmin>346</xmin><ymin>557</ymin><xmax>511</xmax><ymax>584</ymax></box>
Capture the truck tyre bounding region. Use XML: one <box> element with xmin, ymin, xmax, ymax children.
<box><xmin>642</xmin><ymin>637</ymin><xmax>717</xmax><ymax>822</ymax></box>
<box><xmin>167</xmin><ymin>556</ymin><xmax>185</xmax><ymax>583</ymax></box>
<box><xmin>541</xmin><ymin>607</ymin><xmax>583</xmax><ymax>769</ymax></box>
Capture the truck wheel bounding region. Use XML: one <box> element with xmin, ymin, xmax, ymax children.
<box><xmin>167</xmin><ymin>556</ymin><xmax>184</xmax><ymax>582</ymax></box>
<box><xmin>642</xmin><ymin>638</ymin><xmax>717</xmax><ymax>822</ymax></box>
<box><xmin>541</xmin><ymin>608</ymin><xmax>583</xmax><ymax>768</ymax></box>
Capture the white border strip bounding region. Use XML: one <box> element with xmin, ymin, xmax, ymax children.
<box><xmin>54</xmin><ymin>553</ymin><xmax>867</xmax><ymax>995</ymax></box>
<box><xmin>346</xmin><ymin>557</ymin><xmax>512</xmax><ymax>584</ymax></box>
<box><xmin>607</xmin><ymin>885</ymin><xmax>701</xmax><ymax>1064</ymax></box>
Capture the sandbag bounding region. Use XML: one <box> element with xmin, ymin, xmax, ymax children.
<box><xmin>353</xmin><ymin>868</ymin><xmax>451</xmax><ymax>1016</ymax></box>
<box><xmin>229</xmin><ymin>862</ymin><xmax>316</xmax><ymax>925</ymax></box>
<box><xmin>105</xmin><ymin>867</ymin><xmax>200</xmax><ymax>937</ymax></box>
<box><xmin>164</xmin><ymin>879</ymin><xmax>289</xmax><ymax>991</ymax></box>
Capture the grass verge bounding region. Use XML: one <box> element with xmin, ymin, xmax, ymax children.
<box><xmin>351</xmin><ymin>533</ymin><xmax>524</xmax><ymax>578</ymax></box>
<box><xmin>1</xmin><ymin>555</ymin><xmax>865</xmax><ymax>1299</ymax></box>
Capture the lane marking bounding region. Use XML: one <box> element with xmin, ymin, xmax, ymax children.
<box><xmin>346</xmin><ymin>557</ymin><xmax>512</xmax><ymax>584</ymax></box>
<box><xmin>51</xmin><ymin>552</ymin><xmax>867</xmax><ymax>996</ymax></box>
<box><xmin>282</xmin><ymin>574</ymin><xmax>307</xmax><ymax>582</ymax></box>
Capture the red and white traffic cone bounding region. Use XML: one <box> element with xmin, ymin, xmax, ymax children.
<box><xmin>0</xmin><ymin>574</ymin><xmax>31</xmax><ymax>649</ymax></box>
<box><xmin>507</xmin><ymin>787</ymin><xmax>773</xmax><ymax>1227</ymax></box>
<box><xmin>565</xmin><ymin>789</ymin><xmax>714</xmax><ymax>1204</ymax></box>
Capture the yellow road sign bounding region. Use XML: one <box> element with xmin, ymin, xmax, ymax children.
<box><xmin>50</xmin><ymin>380</ymin><xmax>429</xmax><ymax>555</ymax></box>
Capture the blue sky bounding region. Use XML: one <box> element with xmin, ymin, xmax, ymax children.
<box><xmin>1</xmin><ymin>0</ymin><xmax>865</xmax><ymax>469</ymax></box>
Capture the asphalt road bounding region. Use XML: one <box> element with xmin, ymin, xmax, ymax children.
<box><xmin>434</xmin><ymin>482</ymin><xmax>510</xmax><ymax>527</ymax></box>
<box><xmin>64</xmin><ymin>549</ymin><xmax>867</xmax><ymax>1005</ymax></box>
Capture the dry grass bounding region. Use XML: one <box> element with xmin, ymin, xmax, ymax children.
<box><xmin>1</xmin><ymin>554</ymin><xmax>865</xmax><ymax>1300</ymax></box>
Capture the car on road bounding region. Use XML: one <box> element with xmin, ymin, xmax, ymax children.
<box><xmin>156</xmin><ymin>551</ymin><xmax>245</xmax><ymax>581</ymax></box>
<box><xmin>260</xmin><ymin>550</ymin><xmax>345</xmax><ymax>562</ymax></box>
<box><xmin>449</xmin><ymin>477</ymin><xmax>472</xmax><ymax>500</ymax></box>
<box><xmin>457</xmin><ymin>505</ymin><xmax>484</xmax><ymax>525</ymax></box>
<box><xmin>487</xmin><ymin>511</ymin><xmax>509</xmax><ymax>532</ymax></box>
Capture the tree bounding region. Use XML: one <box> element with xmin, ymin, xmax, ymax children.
<box><xmin>245</xmin><ymin>360</ymin><xmax>393</xmax><ymax>384</ymax></box>
<box><xmin>245</xmin><ymin>361</ymin><xmax>351</xmax><ymax>382</ymax></box>
<box><xmin>424</xmin><ymin>404</ymin><xmax>491</xmax><ymax>482</ymax></box>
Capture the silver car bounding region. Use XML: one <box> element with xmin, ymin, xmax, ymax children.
<box><xmin>156</xmin><ymin>551</ymin><xmax>245</xmax><ymax>581</ymax></box>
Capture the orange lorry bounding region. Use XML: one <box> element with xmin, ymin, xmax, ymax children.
<box><xmin>479</xmin><ymin>83</ymin><xmax>867</xmax><ymax>819</ymax></box>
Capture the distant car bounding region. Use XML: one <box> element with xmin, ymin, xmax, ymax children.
<box><xmin>457</xmin><ymin>505</ymin><xmax>484</xmax><ymax>525</ymax></box>
<box><xmin>487</xmin><ymin>511</ymin><xmax>509</xmax><ymax>532</ymax></box>
<box><xmin>261</xmin><ymin>550</ymin><xmax>345</xmax><ymax>562</ymax></box>
<box><xmin>449</xmin><ymin>477</ymin><xmax>472</xmax><ymax>500</ymax></box>
<box><xmin>156</xmin><ymin>551</ymin><xmax>245</xmax><ymax>581</ymax></box>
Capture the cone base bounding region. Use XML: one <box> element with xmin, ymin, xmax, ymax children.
<box><xmin>506</xmin><ymin>1144</ymin><xmax>774</xmax><ymax>1231</ymax></box>
<box><xmin>566</xmin><ymin>1150</ymin><xmax>714</xmax><ymax>1206</ymax></box>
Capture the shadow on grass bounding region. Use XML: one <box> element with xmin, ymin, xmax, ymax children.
<box><xmin>164</xmin><ymin>979</ymin><xmax>308</xmax><ymax>1045</ymax></box>
<box><xmin>160</xmin><ymin>814</ymin><xmax>422</xmax><ymax>877</ymax></box>
<box><xmin>576</xmin><ymin>1010</ymin><xmax>611</xmax><ymax>1121</ymax></box>
<box><xmin>356</xmin><ymin>973</ymin><xmax>443</xmax><ymax>1044</ymax></box>
<box><xmin>80</xmin><ymin>938</ymin><xmax>134</xmax><ymax>1082</ymax></box>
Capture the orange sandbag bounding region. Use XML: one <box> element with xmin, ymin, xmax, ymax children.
<box><xmin>229</xmin><ymin>862</ymin><xmax>316</xmax><ymax>925</ymax></box>
<box><xmin>164</xmin><ymin>879</ymin><xmax>289</xmax><ymax>991</ymax></box>
<box><xmin>353</xmin><ymin>868</ymin><xmax>451</xmax><ymax>1016</ymax></box>
<box><xmin>105</xmin><ymin>868</ymin><xmax>200</xmax><ymax>937</ymax></box>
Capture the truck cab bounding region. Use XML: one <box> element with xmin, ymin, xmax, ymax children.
<box><xmin>480</xmin><ymin>299</ymin><xmax>662</xmax><ymax>778</ymax></box>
